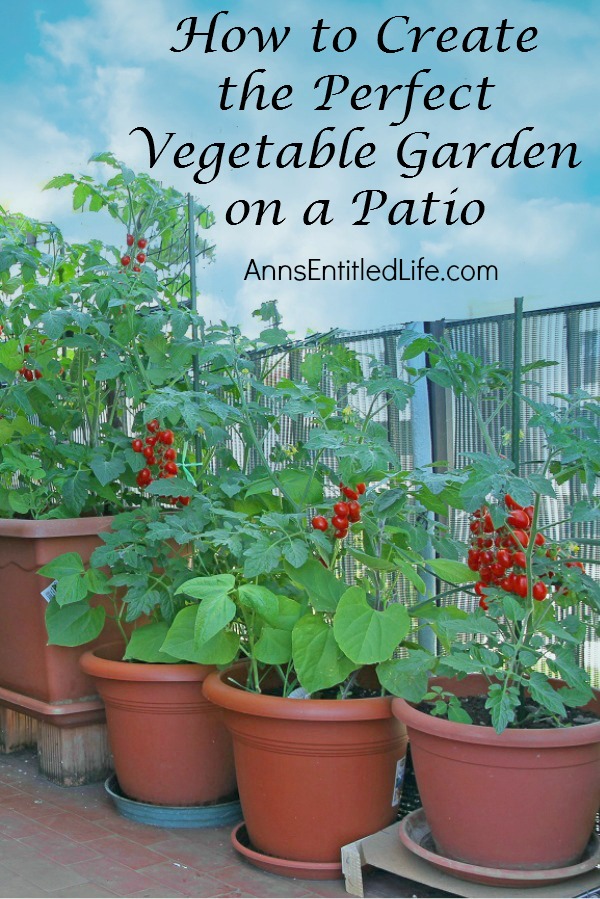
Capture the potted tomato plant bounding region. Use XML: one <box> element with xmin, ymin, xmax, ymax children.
<box><xmin>383</xmin><ymin>331</ymin><xmax>600</xmax><ymax>885</ymax></box>
<box><xmin>144</xmin><ymin>329</ymin><xmax>467</xmax><ymax>877</ymax></box>
<box><xmin>0</xmin><ymin>154</ymin><xmax>214</xmax><ymax>782</ymax></box>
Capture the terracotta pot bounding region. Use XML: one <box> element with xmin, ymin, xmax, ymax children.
<box><xmin>392</xmin><ymin>674</ymin><xmax>600</xmax><ymax>871</ymax></box>
<box><xmin>0</xmin><ymin>517</ymin><xmax>117</xmax><ymax>714</ymax></box>
<box><xmin>203</xmin><ymin>663</ymin><xmax>408</xmax><ymax>864</ymax></box>
<box><xmin>80</xmin><ymin>643</ymin><xmax>237</xmax><ymax>807</ymax></box>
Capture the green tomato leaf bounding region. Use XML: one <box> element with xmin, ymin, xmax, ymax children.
<box><xmin>282</xmin><ymin>539</ymin><xmax>309</xmax><ymax>569</ymax></box>
<box><xmin>427</xmin><ymin>559</ymin><xmax>477</xmax><ymax>584</ymax></box>
<box><xmin>89</xmin><ymin>455</ymin><xmax>126</xmax><ymax>488</ymax></box>
<box><xmin>527</xmin><ymin>672</ymin><xmax>567</xmax><ymax>719</ymax></box>
<box><xmin>377</xmin><ymin>651</ymin><xmax>434</xmax><ymax>703</ymax></box>
<box><xmin>347</xmin><ymin>548</ymin><xmax>398</xmax><ymax>571</ymax></box>
<box><xmin>292</xmin><ymin>613</ymin><xmax>356</xmax><ymax>694</ymax></box>
<box><xmin>333</xmin><ymin>587</ymin><xmax>410</xmax><ymax>664</ymax></box>
<box><xmin>485</xmin><ymin>682</ymin><xmax>519</xmax><ymax>734</ymax></box>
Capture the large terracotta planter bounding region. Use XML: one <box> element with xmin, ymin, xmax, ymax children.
<box><xmin>203</xmin><ymin>663</ymin><xmax>408</xmax><ymax>865</ymax></box>
<box><xmin>392</xmin><ymin>674</ymin><xmax>600</xmax><ymax>871</ymax></box>
<box><xmin>80</xmin><ymin>643</ymin><xmax>237</xmax><ymax>807</ymax></box>
<box><xmin>0</xmin><ymin>517</ymin><xmax>117</xmax><ymax>721</ymax></box>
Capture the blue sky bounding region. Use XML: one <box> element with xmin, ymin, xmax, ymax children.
<box><xmin>1</xmin><ymin>0</ymin><xmax>599</xmax><ymax>335</ymax></box>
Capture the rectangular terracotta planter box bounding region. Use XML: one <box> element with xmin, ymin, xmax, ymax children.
<box><xmin>0</xmin><ymin>517</ymin><xmax>117</xmax><ymax>719</ymax></box>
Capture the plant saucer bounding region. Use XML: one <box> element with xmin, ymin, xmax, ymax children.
<box><xmin>105</xmin><ymin>775</ymin><xmax>242</xmax><ymax>829</ymax></box>
<box><xmin>399</xmin><ymin>807</ymin><xmax>600</xmax><ymax>888</ymax></box>
<box><xmin>231</xmin><ymin>822</ymin><xmax>343</xmax><ymax>880</ymax></box>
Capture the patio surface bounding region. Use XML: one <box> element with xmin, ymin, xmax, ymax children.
<box><xmin>0</xmin><ymin>750</ymin><xmax>452</xmax><ymax>899</ymax></box>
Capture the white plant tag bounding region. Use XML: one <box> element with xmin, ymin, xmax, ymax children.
<box><xmin>41</xmin><ymin>580</ymin><xmax>58</xmax><ymax>603</ymax></box>
<box><xmin>288</xmin><ymin>687</ymin><xmax>311</xmax><ymax>699</ymax></box>
<box><xmin>392</xmin><ymin>758</ymin><xmax>406</xmax><ymax>806</ymax></box>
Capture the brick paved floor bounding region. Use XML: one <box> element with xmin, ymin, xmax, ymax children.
<box><xmin>0</xmin><ymin>751</ymin><xmax>452</xmax><ymax>898</ymax></box>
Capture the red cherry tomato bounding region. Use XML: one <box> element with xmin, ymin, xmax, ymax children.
<box><xmin>534</xmin><ymin>532</ymin><xmax>545</xmax><ymax>546</ymax></box>
<box><xmin>356</xmin><ymin>483</ymin><xmax>366</xmax><ymax>494</ymax></box>
<box><xmin>121</xmin><ymin>255</ymin><xmax>131</xmax><ymax>267</ymax></box>
<box><xmin>131</xmin><ymin>439</ymin><xmax>144</xmax><ymax>453</ymax></box>
<box><xmin>474</xmin><ymin>582</ymin><xmax>487</xmax><ymax>597</ymax></box>
<box><xmin>133</xmin><ymin>265</ymin><xmax>141</xmax><ymax>272</ymax></box>
<box><xmin>508</xmin><ymin>509</ymin><xmax>530</xmax><ymax>529</ymax></box>
<box><xmin>136</xmin><ymin>252</ymin><xmax>146</xmax><ymax>264</ymax></box>
<box><xmin>504</xmin><ymin>494</ymin><xmax>522</xmax><ymax>511</ymax></box>
<box><xmin>164</xmin><ymin>461</ymin><xmax>178</xmax><ymax>476</ymax></box>
<box><xmin>127</xmin><ymin>234</ymin><xmax>135</xmax><ymax>246</ymax></box>
<box><xmin>342</xmin><ymin>487</ymin><xmax>359</xmax><ymax>501</ymax></box>
<box><xmin>334</xmin><ymin>529</ymin><xmax>348</xmax><ymax>539</ymax></box>
<box><xmin>333</xmin><ymin>502</ymin><xmax>349</xmax><ymax>517</ymax></box>
<box><xmin>34</xmin><ymin>370</ymin><xmax>42</xmax><ymax>379</ymax></box>
<box><xmin>179</xmin><ymin>496</ymin><xmax>191</xmax><ymax>506</ymax></box>
<box><xmin>137</xmin><ymin>238</ymin><xmax>148</xmax><ymax>249</ymax></box>
<box><xmin>513</xmin><ymin>551</ymin><xmax>527</xmax><ymax>569</ymax></box>
<box><xmin>532</xmin><ymin>582</ymin><xmax>548</xmax><ymax>601</ymax></box>
<box><xmin>143</xmin><ymin>446</ymin><xmax>155</xmax><ymax>460</ymax></box>
<box><xmin>23</xmin><ymin>369</ymin><xmax>34</xmax><ymax>381</ymax></box>
<box><xmin>479</xmin><ymin>567</ymin><xmax>493</xmax><ymax>584</ymax></box>
<box><xmin>470</xmin><ymin>521</ymin><xmax>482</xmax><ymax>534</ymax></box>
<box><xmin>332</xmin><ymin>514</ymin><xmax>349</xmax><ymax>531</ymax></box>
<box><xmin>136</xmin><ymin>468</ymin><xmax>152</xmax><ymax>487</ymax></box>
<box><xmin>158</xmin><ymin>429</ymin><xmax>174</xmax><ymax>445</ymax></box>
<box><xmin>514</xmin><ymin>575</ymin><xmax>529</xmax><ymax>598</ymax></box>
<box><xmin>312</xmin><ymin>516</ymin><xmax>328</xmax><ymax>532</ymax></box>
<box><xmin>496</xmin><ymin>549</ymin><xmax>512</xmax><ymax>569</ymax></box>
<box><xmin>500</xmin><ymin>573</ymin><xmax>516</xmax><ymax>592</ymax></box>
<box><xmin>483</xmin><ymin>513</ymin><xmax>494</xmax><ymax>533</ymax></box>
<box><xmin>147</xmin><ymin>419</ymin><xmax>160</xmax><ymax>433</ymax></box>
<box><xmin>510</xmin><ymin>530</ymin><xmax>529</xmax><ymax>548</ymax></box>
<box><xmin>24</xmin><ymin>344</ymin><xmax>31</xmax><ymax>353</ymax></box>
<box><xmin>479</xmin><ymin>598</ymin><xmax>489</xmax><ymax>611</ymax></box>
<box><xmin>164</xmin><ymin>447</ymin><xmax>177</xmax><ymax>461</ymax></box>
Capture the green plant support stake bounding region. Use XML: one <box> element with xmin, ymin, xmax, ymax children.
<box><xmin>511</xmin><ymin>297</ymin><xmax>524</xmax><ymax>476</ymax></box>
<box><xmin>187</xmin><ymin>193</ymin><xmax>203</xmax><ymax>470</ymax></box>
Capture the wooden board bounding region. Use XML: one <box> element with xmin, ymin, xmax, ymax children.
<box><xmin>341</xmin><ymin>825</ymin><xmax>600</xmax><ymax>898</ymax></box>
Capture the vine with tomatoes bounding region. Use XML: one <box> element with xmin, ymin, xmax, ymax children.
<box><xmin>377</xmin><ymin>330</ymin><xmax>600</xmax><ymax>733</ymax></box>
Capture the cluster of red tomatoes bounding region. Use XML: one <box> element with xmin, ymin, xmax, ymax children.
<box><xmin>121</xmin><ymin>234</ymin><xmax>148</xmax><ymax>273</ymax></box>
<box><xmin>131</xmin><ymin>419</ymin><xmax>190</xmax><ymax>506</ymax></box>
<box><xmin>311</xmin><ymin>481</ymin><xmax>366</xmax><ymax>540</ymax></box>
<box><xmin>468</xmin><ymin>494</ymin><xmax>555</xmax><ymax>611</ymax></box>
<box><xmin>17</xmin><ymin>340</ymin><xmax>48</xmax><ymax>381</ymax></box>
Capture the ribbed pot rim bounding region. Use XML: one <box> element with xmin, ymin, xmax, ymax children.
<box><xmin>0</xmin><ymin>516</ymin><xmax>114</xmax><ymax>539</ymax></box>
<box><xmin>80</xmin><ymin>642</ymin><xmax>212</xmax><ymax>683</ymax></box>
<box><xmin>392</xmin><ymin>675</ymin><xmax>600</xmax><ymax>748</ymax></box>
<box><xmin>202</xmin><ymin>662</ymin><xmax>395</xmax><ymax>722</ymax></box>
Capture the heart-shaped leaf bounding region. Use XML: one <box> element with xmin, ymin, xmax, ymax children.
<box><xmin>292</xmin><ymin>613</ymin><xmax>355</xmax><ymax>694</ymax></box>
<box><xmin>333</xmin><ymin>587</ymin><xmax>410</xmax><ymax>664</ymax></box>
